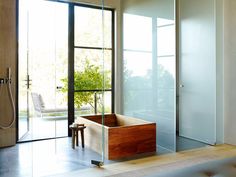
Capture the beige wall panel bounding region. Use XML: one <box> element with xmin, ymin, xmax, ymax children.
<box><xmin>0</xmin><ymin>0</ymin><xmax>17</xmax><ymax>147</ymax></box>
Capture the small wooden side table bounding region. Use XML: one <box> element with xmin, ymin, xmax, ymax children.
<box><xmin>69</xmin><ymin>124</ymin><xmax>86</xmax><ymax>149</ymax></box>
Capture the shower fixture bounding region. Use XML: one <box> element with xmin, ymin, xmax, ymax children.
<box><xmin>0</xmin><ymin>68</ymin><xmax>15</xmax><ymax>129</ymax></box>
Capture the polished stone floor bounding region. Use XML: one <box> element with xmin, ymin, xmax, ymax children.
<box><xmin>0</xmin><ymin>138</ymin><xmax>166</xmax><ymax>177</ymax></box>
<box><xmin>0</xmin><ymin>138</ymin><xmax>105</xmax><ymax>177</ymax></box>
<box><xmin>176</xmin><ymin>136</ymin><xmax>208</xmax><ymax>151</ymax></box>
<box><xmin>0</xmin><ymin>136</ymin><xmax>207</xmax><ymax>177</ymax></box>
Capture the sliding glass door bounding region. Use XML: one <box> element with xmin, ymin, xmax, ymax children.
<box><xmin>18</xmin><ymin>0</ymin><xmax>68</xmax><ymax>141</ymax></box>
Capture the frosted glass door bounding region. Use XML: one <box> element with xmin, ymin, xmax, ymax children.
<box><xmin>179</xmin><ymin>0</ymin><xmax>216</xmax><ymax>145</ymax></box>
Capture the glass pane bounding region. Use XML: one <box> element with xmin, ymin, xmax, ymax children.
<box><xmin>91</xmin><ymin>91</ymin><xmax>112</xmax><ymax>114</ymax></box>
<box><xmin>74</xmin><ymin>91</ymin><xmax>111</xmax><ymax>116</ymax></box>
<box><xmin>74</xmin><ymin>49</ymin><xmax>112</xmax><ymax>90</ymax></box>
<box><xmin>123</xmin><ymin>51</ymin><xmax>152</xmax><ymax>113</ymax></box>
<box><xmin>123</xmin><ymin>51</ymin><xmax>152</xmax><ymax>86</ymax></box>
<box><xmin>75</xmin><ymin>6</ymin><xmax>112</xmax><ymax>48</ymax></box>
<box><xmin>102</xmin><ymin>91</ymin><xmax>112</xmax><ymax>114</ymax></box>
<box><xmin>158</xmin><ymin>56</ymin><xmax>175</xmax><ymax>83</ymax></box>
<box><xmin>19</xmin><ymin>0</ymin><xmax>68</xmax><ymax>141</ymax></box>
<box><xmin>73</xmin><ymin>3</ymin><xmax>112</xmax><ymax>168</ymax></box>
<box><xmin>123</xmin><ymin>0</ymin><xmax>176</xmax><ymax>152</ymax></box>
<box><xmin>123</xmin><ymin>14</ymin><xmax>152</xmax><ymax>51</ymax></box>
<box><xmin>18</xmin><ymin>0</ymin><xmax>29</xmax><ymax>140</ymax></box>
<box><xmin>74</xmin><ymin>92</ymin><xmax>94</xmax><ymax>116</ymax></box>
<box><xmin>157</xmin><ymin>17</ymin><xmax>174</xmax><ymax>26</ymax></box>
<box><xmin>157</xmin><ymin>24</ymin><xmax>175</xmax><ymax>56</ymax></box>
<box><xmin>156</xmin><ymin>56</ymin><xmax>175</xmax><ymax>150</ymax></box>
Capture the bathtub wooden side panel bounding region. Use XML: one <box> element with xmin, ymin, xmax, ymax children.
<box><xmin>81</xmin><ymin>114</ymin><xmax>117</xmax><ymax>127</ymax></box>
<box><xmin>76</xmin><ymin>117</ymin><xmax>109</xmax><ymax>158</ymax></box>
<box><xmin>108</xmin><ymin>123</ymin><xmax>156</xmax><ymax>160</ymax></box>
<box><xmin>116</xmin><ymin>114</ymin><xmax>151</xmax><ymax>126</ymax></box>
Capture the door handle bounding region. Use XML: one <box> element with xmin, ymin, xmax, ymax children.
<box><xmin>56</xmin><ymin>86</ymin><xmax>63</xmax><ymax>89</ymax></box>
<box><xmin>179</xmin><ymin>84</ymin><xmax>184</xmax><ymax>88</ymax></box>
<box><xmin>24</xmin><ymin>75</ymin><xmax>32</xmax><ymax>89</ymax></box>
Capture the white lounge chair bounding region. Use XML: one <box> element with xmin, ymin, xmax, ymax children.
<box><xmin>31</xmin><ymin>92</ymin><xmax>67</xmax><ymax>119</ymax></box>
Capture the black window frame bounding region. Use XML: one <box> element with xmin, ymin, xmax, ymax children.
<box><xmin>68</xmin><ymin>3</ymin><xmax>115</xmax><ymax>136</ymax></box>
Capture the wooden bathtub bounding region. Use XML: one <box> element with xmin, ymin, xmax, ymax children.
<box><xmin>75</xmin><ymin>114</ymin><xmax>156</xmax><ymax>160</ymax></box>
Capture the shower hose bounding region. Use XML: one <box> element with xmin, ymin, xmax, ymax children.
<box><xmin>0</xmin><ymin>69</ymin><xmax>16</xmax><ymax>129</ymax></box>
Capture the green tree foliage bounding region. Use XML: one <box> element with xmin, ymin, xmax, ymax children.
<box><xmin>61</xmin><ymin>60</ymin><xmax>111</xmax><ymax>110</ymax></box>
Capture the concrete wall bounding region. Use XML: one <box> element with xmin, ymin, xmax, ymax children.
<box><xmin>223</xmin><ymin>0</ymin><xmax>236</xmax><ymax>145</ymax></box>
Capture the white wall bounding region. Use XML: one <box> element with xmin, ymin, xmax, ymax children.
<box><xmin>224</xmin><ymin>0</ymin><xmax>236</xmax><ymax>145</ymax></box>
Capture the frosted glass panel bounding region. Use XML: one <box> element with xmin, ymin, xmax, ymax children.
<box><xmin>158</xmin><ymin>56</ymin><xmax>175</xmax><ymax>78</ymax></box>
<box><xmin>124</xmin><ymin>51</ymin><xmax>152</xmax><ymax>77</ymax></box>
<box><xmin>123</xmin><ymin>14</ymin><xmax>152</xmax><ymax>51</ymax></box>
<box><xmin>179</xmin><ymin>0</ymin><xmax>216</xmax><ymax>145</ymax></box>
<box><xmin>122</xmin><ymin>0</ymin><xmax>176</xmax><ymax>151</ymax></box>
<box><xmin>156</xmin><ymin>56</ymin><xmax>175</xmax><ymax>150</ymax></box>
<box><xmin>157</xmin><ymin>24</ymin><xmax>175</xmax><ymax>56</ymax></box>
<box><xmin>157</xmin><ymin>17</ymin><xmax>174</xmax><ymax>26</ymax></box>
<box><xmin>124</xmin><ymin>51</ymin><xmax>152</xmax><ymax>113</ymax></box>
<box><xmin>157</xmin><ymin>57</ymin><xmax>175</xmax><ymax>100</ymax></box>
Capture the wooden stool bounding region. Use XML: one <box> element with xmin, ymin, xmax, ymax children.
<box><xmin>69</xmin><ymin>124</ymin><xmax>86</xmax><ymax>149</ymax></box>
